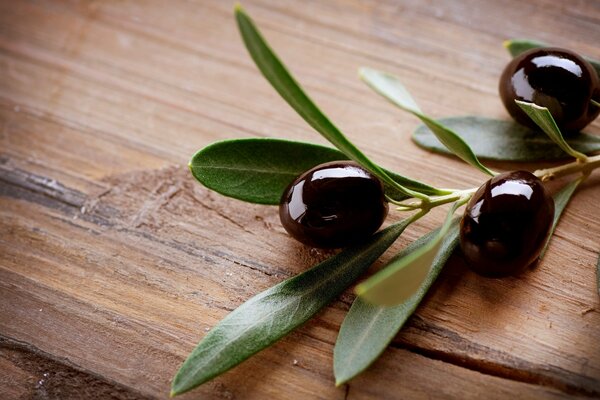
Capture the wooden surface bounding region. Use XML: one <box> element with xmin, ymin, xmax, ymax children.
<box><xmin>1</xmin><ymin>1</ymin><xmax>599</xmax><ymax>399</ymax></box>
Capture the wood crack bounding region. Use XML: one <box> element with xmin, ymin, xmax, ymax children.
<box><xmin>2</xmin><ymin>164</ymin><xmax>599</xmax><ymax>397</ymax></box>
<box><xmin>0</xmin><ymin>334</ymin><xmax>152</xmax><ymax>400</ymax></box>
<box><xmin>0</xmin><ymin>164</ymin><xmax>115</xmax><ymax>228</ymax></box>
<box><xmin>394</xmin><ymin>316</ymin><xmax>600</xmax><ymax>398</ymax></box>
<box><xmin>0</xmin><ymin>162</ymin><xmax>288</xmax><ymax>280</ymax></box>
<box><xmin>188</xmin><ymin>192</ymin><xmax>255</xmax><ymax>235</ymax></box>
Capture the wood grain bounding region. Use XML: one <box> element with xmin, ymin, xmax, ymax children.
<box><xmin>1</xmin><ymin>0</ymin><xmax>599</xmax><ymax>399</ymax></box>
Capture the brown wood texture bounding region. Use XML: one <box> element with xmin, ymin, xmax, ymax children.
<box><xmin>1</xmin><ymin>0</ymin><xmax>599</xmax><ymax>399</ymax></box>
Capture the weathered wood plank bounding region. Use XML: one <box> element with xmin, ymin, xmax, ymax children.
<box><xmin>1</xmin><ymin>162</ymin><xmax>599</xmax><ymax>398</ymax></box>
<box><xmin>0</xmin><ymin>336</ymin><xmax>146</xmax><ymax>400</ymax></box>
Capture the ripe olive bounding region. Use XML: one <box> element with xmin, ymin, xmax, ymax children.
<box><xmin>499</xmin><ymin>47</ymin><xmax>600</xmax><ymax>134</ymax></box>
<box><xmin>460</xmin><ymin>171</ymin><xmax>554</xmax><ymax>277</ymax></box>
<box><xmin>279</xmin><ymin>161</ymin><xmax>388</xmax><ymax>248</ymax></box>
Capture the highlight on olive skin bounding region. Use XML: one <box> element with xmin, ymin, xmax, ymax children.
<box><xmin>499</xmin><ymin>47</ymin><xmax>600</xmax><ymax>134</ymax></box>
<box><xmin>459</xmin><ymin>170</ymin><xmax>555</xmax><ymax>277</ymax></box>
<box><xmin>279</xmin><ymin>161</ymin><xmax>389</xmax><ymax>248</ymax></box>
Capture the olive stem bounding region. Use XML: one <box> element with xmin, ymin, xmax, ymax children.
<box><xmin>392</xmin><ymin>154</ymin><xmax>600</xmax><ymax>213</ymax></box>
<box><xmin>426</xmin><ymin>188</ymin><xmax>477</xmax><ymax>209</ymax></box>
<box><xmin>591</xmin><ymin>99</ymin><xmax>600</xmax><ymax>108</ymax></box>
<box><xmin>534</xmin><ymin>153</ymin><xmax>600</xmax><ymax>181</ymax></box>
<box><xmin>393</xmin><ymin>188</ymin><xmax>476</xmax><ymax>212</ymax></box>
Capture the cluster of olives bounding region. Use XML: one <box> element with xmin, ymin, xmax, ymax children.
<box><xmin>279</xmin><ymin>47</ymin><xmax>598</xmax><ymax>277</ymax></box>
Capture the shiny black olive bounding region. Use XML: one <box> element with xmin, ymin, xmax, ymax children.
<box><xmin>279</xmin><ymin>161</ymin><xmax>388</xmax><ymax>248</ymax></box>
<box><xmin>460</xmin><ymin>171</ymin><xmax>554</xmax><ymax>277</ymax></box>
<box><xmin>499</xmin><ymin>47</ymin><xmax>600</xmax><ymax>134</ymax></box>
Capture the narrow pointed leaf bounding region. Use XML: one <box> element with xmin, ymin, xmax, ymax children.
<box><xmin>504</xmin><ymin>39</ymin><xmax>600</xmax><ymax>77</ymax></box>
<box><xmin>334</xmin><ymin>220</ymin><xmax>460</xmax><ymax>385</ymax></box>
<box><xmin>516</xmin><ymin>101</ymin><xmax>588</xmax><ymax>160</ymax></box>
<box><xmin>413</xmin><ymin>116</ymin><xmax>600</xmax><ymax>161</ymax></box>
<box><xmin>170</xmin><ymin>219</ymin><xmax>412</xmax><ymax>396</ymax></box>
<box><xmin>540</xmin><ymin>177</ymin><xmax>583</xmax><ymax>259</ymax></box>
<box><xmin>189</xmin><ymin>138</ymin><xmax>448</xmax><ymax>204</ymax></box>
<box><xmin>358</xmin><ymin>69</ymin><xmax>422</xmax><ymax>114</ymax></box>
<box><xmin>235</xmin><ymin>6</ymin><xmax>422</xmax><ymax>199</ymax></box>
<box><xmin>360</xmin><ymin>68</ymin><xmax>495</xmax><ymax>176</ymax></box>
<box><xmin>356</xmin><ymin>201</ymin><xmax>463</xmax><ymax>306</ymax></box>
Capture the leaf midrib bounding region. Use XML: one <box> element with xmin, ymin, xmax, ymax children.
<box><xmin>337</xmin><ymin>306</ymin><xmax>385</xmax><ymax>377</ymax></box>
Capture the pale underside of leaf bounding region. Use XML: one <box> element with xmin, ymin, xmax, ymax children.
<box><xmin>333</xmin><ymin>220</ymin><xmax>460</xmax><ymax>385</ymax></box>
<box><xmin>359</xmin><ymin>67</ymin><xmax>495</xmax><ymax>177</ymax></box>
<box><xmin>515</xmin><ymin>101</ymin><xmax>587</xmax><ymax>160</ymax></box>
<box><xmin>170</xmin><ymin>219</ymin><xmax>412</xmax><ymax>396</ymax></box>
<box><xmin>356</xmin><ymin>201</ymin><xmax>463</xmax><ymax>306</ymax></box>
<box><xmin>413</xmin><ymin>116</ymin><xmax>600</xmax><ymax>161</ymax></box>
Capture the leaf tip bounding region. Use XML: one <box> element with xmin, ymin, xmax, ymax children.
<box><xmin>357</xmin><ymin>67</ymin><xmax>374</xmax><ymax>82</ymax></box>
<box><xmin>502</xmin><ymin>39</ymin><xmax>511</xmax><ymax>49</ymax></box>
<box><xmin>515</xmin><ymin>99</ymin><xmax>539</xmax><ymax>110</ymax></box>
<box><xmin>233</xmin><ymin>2</ymin><xmax>244</xmax><ymax>13</ymax></box>
<box><xmin>169</xmin><ymin>389</ymin><xmax>178</xmax><ymax>398</ymax></box>
<box><xmin>354</xmin><ymin>283</ymin><xmax>366</xmax><ymax>297</ymax></box>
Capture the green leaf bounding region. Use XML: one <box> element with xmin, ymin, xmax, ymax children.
<box><xmin>356</xmin><ymin>201</ymin><xmax>463</xmax><ymax>306</ymax></box>
<box><xmin>189</xmin><ymin>138</ymin><xmax>348</xmax><ymax>204</ymax></box>
<box><xmin>540</xmin><ymin>177</ymin><xmax>582</xmax><ymax>259</ymax></box>
<box><xmin>515</xmin><ymin>101</ymin><xmax>587</xmax><ymax>160</ymax></box>
<box><xmin>333</xmin><ymin>219</ymin><xmax>460</xmax><ymax>385</ymax></box>
<box><xmin>360</xmin><ymin>68</ymin><xmax>495</xmax><ymax>177</ymax></box>
<box><xmin>413</xmin><ymin>116</ymin><xmax>600</xmax><ymax>161</ymax></box>
<box><xmin>170</xmin><ymin>219</ymin><xmax>412</xmax><ymax>396</ymax></box>
<box><xmin>504</xmin><ymin>38</ymin><xmax>547</xmax><ymax>58</ymax></box>
<box><xmin>504</xmin><ymin>39</ymin><xmax>600</xmax><ymax>78</ymax></box>
<box><xmin>235</xmin><ymin>5</ymin><xmax>424</xmax><ymax>200</ymax></box>
<box><xmin>189</xmin><ymin>138</ymin><xmax>448</xmax><ymax>204</ymax></box>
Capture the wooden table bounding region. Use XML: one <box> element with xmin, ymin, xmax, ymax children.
<box><xmin>1</xmin><ymin>1</ymin><xmax>599</xmax><ymax>399</ymax></box>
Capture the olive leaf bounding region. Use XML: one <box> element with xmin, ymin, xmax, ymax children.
<box><xmin>540</xmin><ymin>177</ymin><xmax>583</xmax><ymax>259</ymax></box>
<box><xmin>189</xmin><ymin>138</ymin><xmax>447</xmax><ymax>204</ymax></box>
<box><xmin>356</xmin><ymin>200</ymin><xmax>463</xmax><ymax>306</ymax></box>
<box><xmin>515</xmin><ymin>101</ymin><xmax>588</xmax><ymax>160</ymax></box>
<box><xmin>333</xmin><ymin>219</ymin><xmax>459</xmax><ymax>385</ymax></box>
<box><xmin>189</xmin><ymin>138</ymin><xmax>349</xmax><ymax>204</ymax></box>
<box><xmin>360</xmin><ymin>68</ymin><xmax>496</xmax><ymax>177</ymax></box>
<box><xmin>235</xmin><ymin>6</ymin><xmax>426</xmax><ymax>200</ymax></box>
<box><xmin>413</xmin><ymin>116</ymin><xmax>600</xmax><ymax>161</ymax></box>
<box><xmin>170</xmin><ymin>219</ymin><xmax>412</xmax><ymax>396</ymax></box>
<box><xmin>504</xmin><ymin>39</ymin><xmax>600</xmax><ymax>78</ymax></box>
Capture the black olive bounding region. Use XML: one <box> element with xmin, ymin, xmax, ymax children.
<box><xmin>460</xmin><ymin>171</ymin><xmax>554</xmax><ymax>277</ymax></box>
<box><xmin>499</xmin><ymin>47</ymin><xmax>600</xmax><ymax>134</ymax></box>
<box><xmin>279</xmin><ymin>161</ymin><xmax>388</xmax><ymax>248</ymax></box>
